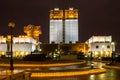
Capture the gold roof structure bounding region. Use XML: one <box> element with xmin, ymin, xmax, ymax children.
<box><xmin>24</xmin><ymin>25</ymin><xmax>42</xmax><ymax>39</ymax></box>
<box><xmin>50</xmin><ymin>8</ymin><xmax>63</xmax><ymax>19</ymax></box>
<box><xmin>65</xmin><ymin>8</ymin><xmax>78</xmax><ymax>19</ymax></box>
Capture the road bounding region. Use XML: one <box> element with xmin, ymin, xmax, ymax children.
<box><xmin>31</xmin><ymin>62</ymin><xmax>120</xmax><ymax>80</ymax></box>
<box><xmin>31</xmin><ymin>69</ymin><xmax>120</xmax><ymax>80</ymax></box>
<box><xmin>0</xmin><ymin>60</ymin><xmax>120</xmax><ymax>80</ymax></box>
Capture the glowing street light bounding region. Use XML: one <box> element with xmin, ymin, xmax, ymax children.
<box><xmin>8</xmin><ymin>21</ymin><xmax>15</xmax><ymax>70</ymax></box>
<box><xmin>111</xmin><ymin>42</ymin><xmax>115</xmax><ymax>51</ymax></box>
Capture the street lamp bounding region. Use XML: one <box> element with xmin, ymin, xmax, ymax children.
<box><xmin>8</xmin><ymin>22</ymin><xmax>15</xmax><ymax>70</ymax></box>
<box><xmin>111</xmin><ymin>42</ymin><xmax>115</xmax><ymax>63</ymax></box>
<box><xmin>111</xmin><ymin>42</ymin><xmax>115</xmax><ymax>52</ymax></box>
<box><xmin>90</xmin><ymin>51</ymin><xmax>94</xmax><ymax>69</ymax></box>
<box><xmin>89</xmin><ymin>44</ymin><xmax>94</xmax><ymax>69</ymax></box>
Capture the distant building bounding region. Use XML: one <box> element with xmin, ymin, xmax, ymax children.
<box><xmin>65</xmin><ymin>8</ymin><xmax>78</xmax><ymax>43</ymax></box>
<box><xmin>87</xmin><ymin>36</ymin><xmax>115</xmax><ymax>58</ymax></box>
<box><xmin>49</xmin><ymin>8</ymin><xmax>63</xmax><ymax>43</ymax></box>
<box><xmin>40</xmin><ymin>42</ymin><xmax>89</xmax><ymax>60</ymax></box>
<box><xmin>0</xmin><ymin>35</ymin><xmax>37</xmax><ymax>58</ymax></box>
<box><xmin>40</xmin><ymin>42</ymin><xmax>89</xmax><ymax>54</ymax></box>
<box><xmin>0</xmin><ymin>24</ymin><xmax>42</xmax><ymax>58</ymax></box>
<box><xmin>49</xmin><ymin>8</ymin><xmax>78</xmax><ymax>44</ymax></box>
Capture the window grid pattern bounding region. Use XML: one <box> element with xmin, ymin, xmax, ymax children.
<box><xmin>50</xmin><ymin>20</ymin><xmax>63</xmax><ymax>43</ymax></box>
<box><xmin>65</xmin><ymin>19</ymin><xmax>78</xmax><ymax>43</ymax></box>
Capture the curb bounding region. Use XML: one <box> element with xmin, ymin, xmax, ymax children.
<box><xmin>103</xmin><ymin>66</ymin><xmax>120</xmax><ymax>69</ymax></box>
<box><xmin>31</xmin><ymin>69</ymin><xmax>107</xmax><ymax>77</ymax></box>
<box><xmin>0</xmin><ymin>61</ymin><xmax>86</xmax><ymax>68</ymax></box>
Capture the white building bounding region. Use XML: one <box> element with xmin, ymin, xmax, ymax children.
<box><xmin>87</xmin><ymin>36</ymin><xmax>115</xmax><ymax>58</ymax></box>
<box><xmin>50</xmin><ymin>19</ymin><xmax>63</xmax><ymax>43</ymax></box>
<box><xmin>49</xmin><ymin>8</ymin><xmax>63</xmax><ymax>43</ymax></box>
<box><xmin>0</xmin><ymin>36</ymin><xmax>36</xmax><ymax>58</ymax></box>
<box><xmin>65</xmin><ymin>8</ymin><xmax>78</xmax><ymax>43</ymax></box>
<box><xmin>49</xmin><ymin>8</ymin><xmax>78</xmax><ymax>44</ymax></box>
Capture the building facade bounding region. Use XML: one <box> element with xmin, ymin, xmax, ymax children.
<box><xmin>49</xmin><ymin>8</ymin><xmax>63</xmax><ymax>43</ymax></box>
<box><xmin>0</xmin><ymin>35</ymin><xmax>37</xmax><ymax>58</ymax></box>
<box><xmin>87</xmin><ymin>36</ymin><xmax>115</xmax><ymax>58</ymax></box>
<box><xmin>49</xmin><ymin>8</ymin><xmax>78</xmax><ymax>44</ymax></box>
<box><xmin>65</xmin><ymin>8</ymin><xmax>78</xmax><ymax>43</ymax></box>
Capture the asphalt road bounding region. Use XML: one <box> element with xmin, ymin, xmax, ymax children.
<box><xmin>1</xmin><ymin>60</ymin><xmax>120</xmax><ymax>80</ymax></box>
<box><xmin>31</xmin><ymin>69</ymin><xmax>120</xmax><ymax>80</ymax></box>
<box><xmin>31</xmin><ymin>62</ymin><xmax>120</xmax><ymax>80</ymax></box>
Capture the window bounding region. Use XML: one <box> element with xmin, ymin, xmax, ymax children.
<box><xmin>96</xmin><ymin>45</ymin><xmax>99</xmax><ymax>48</ymax></box>
<box><xmin>107</xmin><ymin>45</ymin><xmax>110</xmax><ymax>48</ymax></box>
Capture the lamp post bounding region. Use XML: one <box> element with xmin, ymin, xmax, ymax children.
<box><xmin>8</xmin><ymin>22</ymin><xmax>15</xmax><ymax>70</ymax></box>
<box><xmin>90</xmin><ymin>51</ymin><xmax>94</xmax><ymax>69</ymax></box>
<box><xmin>111</xmin><ymin>42</ymin><xmax>115</xmax><ymax>63</ymax></box>
<box><xmin>90</xmin><ymin>44</ymin><xmax>94</xmax><ymax>69</ymax></box>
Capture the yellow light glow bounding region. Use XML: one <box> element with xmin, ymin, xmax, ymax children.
<box><xmin>102</xmin><ymin>45</ymin><xmax>105</xmax><ymax>48</ymax></box>
<box><xmin>21</xmin><ymin>52</ymin><xmax>24</xmax><ymax>56</ymax></box>
<box><xmin>7</xmin><ymin>35</ymin><xmax>11</xmax><ymax>40</ymax></box>
<box><xmin>24</xmin><ymin>25</ymin><xmax>41</xmax><ymax>39</ymax></box>
<box><xmin>95</xmin><ymin>51</ymin><xmax>98</xmax><ymax>55</ymax></box>
<box><xmin>8</xmin><ymin>22</ymin><xmax>15</xmax><ymax>28</ymax></box>
<box><xmin>31</xmin><ymin>69</ymin><xmax>106</xmax><ymax>77</ymax></box>
<box><xmin>25</xmin><ymin>52</ymin><xmax>29</xmax><ymax>55</ymax></box>
<box><xmin>65</xmin><ymin>8</ymin><xmax>78</xmax><ymax>19</ymax></box>
<box><xmin>50</xmin><ymin>8</ymin><xmax>63</xmax><ymax>19</ymax></box>
<box><xmin>15</xmin><ymin>51</ymin><xmax>21</xmax><ymax>57</ymax></box>
<box><xmin>105</xmin><ymin>51</ymin><xmax>109</xmax><ymax>57</ymax></box>
<box><xmin>0</xmin><ymin>36</ymin><xmax>4</xmax><ymax>38</ymax></box>
<box><xmin>111</xmin><ymin>42</ymin><xmax>115</xmax><ymax>45</ymax></box>
<box><xmin>1</xmin><ymin>52</ymin><xmax>5</xmax><ymax>55</ymax></box>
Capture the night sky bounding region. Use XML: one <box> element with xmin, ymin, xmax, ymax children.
<box><xmin>0</xmin><ymin>0</ymin><xmax>120</xmax><ymax>52</ymax></box>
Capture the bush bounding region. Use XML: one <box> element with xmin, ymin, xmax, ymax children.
<box><xmin>77</xmin><ymin>52</ymin><xmax>84</xmax><ymax>60</ymax></box>
<box><xmin>102</xmin><ymin>57</ymin><xmax>112</xmax><ymax>61</ymax></box>
<box><xmin>115</xmin><ymin>56</ymin><xmax>120</xmax><ymax>62</ymax></box>
<box><xmin>23</xmin><ymin>54</ymin><xmax>46</xmax><ymax>61</ymax></box>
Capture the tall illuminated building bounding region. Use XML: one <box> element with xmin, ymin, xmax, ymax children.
<box><xmin>49</xmin><ymin>8</ymin><xmax>63</xmax><ymax>43</ymax></box>
<box><xmin>49</xmin><ymin>8</ymin><xmax>78</xmax><ymax>44</ymax></box>
<box><xmin>65</xmin><ymin>8</ymin><xmax>78</xmax><ymax>43</ymax></box>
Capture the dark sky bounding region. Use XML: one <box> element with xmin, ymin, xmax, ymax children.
<box><xmin>0</xmin><ymin>0</ymin><xmax>120</xmax><ymax>52</ymax></box>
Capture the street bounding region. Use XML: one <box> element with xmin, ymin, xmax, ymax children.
<box><xmin>31</xmin><ymin>62</ymin><xmax>120</xmax><ymax>80</ymax></box>
<box><xmin>0</xmin><ymin>60</ymin><xmax>120</xmax><ymax>80</ymax></box>
<box><xmin>31</xmin><ymin>69</ymin><xmax>120</xmax><ymax>80</ymax></box>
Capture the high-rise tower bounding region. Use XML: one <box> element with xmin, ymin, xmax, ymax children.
<box><xmin>65</xmin><ymin>8</ymin><xmax>78</xmax><ymax>43</ymax></box>
<box><xmin>49</xmin><ymin>8</ymin><xmax>78</xmax><ymax>44</ymax></box>
<box><xmin>49</xmin><ymin>8</ymin><xmax>63</xmax><ymax>43</ymax></box>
